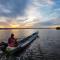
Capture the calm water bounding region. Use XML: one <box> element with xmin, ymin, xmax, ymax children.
<box><xmin>0</xmin><ymin>29</ymin><xmax>36</xmax><ymax>42</ymax></box>
<box><xmin>0</xmin><ymin>29</ymin><xmax>60</xmax><ymax>59</ymax></box>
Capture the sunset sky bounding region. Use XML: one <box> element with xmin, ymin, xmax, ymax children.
<box><xmin>0</xmin><ymin>0</ymin><xmax>60</xmax><ymax>28</ymax></box>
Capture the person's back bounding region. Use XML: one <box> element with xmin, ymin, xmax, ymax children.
<box><xmin>8</xmin><ymin>34</ymin><xmax>17</xmax><ymax>47</ymax></box>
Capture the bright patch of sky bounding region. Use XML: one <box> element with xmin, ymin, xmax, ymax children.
<box><xmin>0</xmin><ymin>0</ymin><xmax>60</xmax><ymax>26</ymax></box>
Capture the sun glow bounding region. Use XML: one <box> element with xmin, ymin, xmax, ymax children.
<box><xmin>0</xmin><ymin>26</ymin><xmax>5</xmax><ymax>28</ymax></box>
<box><xmin>10</xmin><ymin>24</ymin><xmax>20</xmax><ymax>28</ymax></box>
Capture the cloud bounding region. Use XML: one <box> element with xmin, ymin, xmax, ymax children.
<box><xmin>46</xmin><ymin>8</ymin><xmax>60</xmax><ymax>20</ymax></box>
<box><xmin>15</xmin><ymin>0</ymin><xmax>58</xmax><ymax>24</ymax></box>
<box><xmin>0</xmin><ymin>0</ymin><xmax>60</xmax><ymax>27</ymax></box>
<box><xmin>42</xmin><ymin>17</ymin><xmax>60</xmax><ymax>26</ymax></box>
<box><xmin>0</xmin><ymin>0</ymin><xmax>29</xmax><ymax>17</ymax></box>
<box><xmin>23</xmin><ymin>0</ymin><xmax>46</xmax><ymax>23</ymax></box>
<box><xmin>25</xmin><ymin>5</ymin><xmax>43</xmax><ymax>22</ymax></box>
<box><xmin>43</xmin><ymin>0</ymin><xmax>54</xmax><ymax>5</ymax></box>
<box><xmin>32</xmin><ymin>0</ymin><xmax>54</xmax><ymax>7</ymax></box>
<box><xmin>0</xmin><ymin>4</ymin><xmax>11</xmax><ymax>13</ymax></box>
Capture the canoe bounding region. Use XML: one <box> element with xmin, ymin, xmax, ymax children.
<box><xmin>0</xmin><ymin>32</ymin><xmax>39</xmax><ymax>56</ymax></box>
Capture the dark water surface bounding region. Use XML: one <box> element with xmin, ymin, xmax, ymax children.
<box><xmin>0</xmin><ymin>29</ymin><xmax>60</xmax><ymax>60</ymax></box>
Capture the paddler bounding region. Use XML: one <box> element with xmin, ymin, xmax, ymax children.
<box><xmin>8</xmin><ymin>33</ymin><xmax>17</xmax><ymax>47</ymax></box>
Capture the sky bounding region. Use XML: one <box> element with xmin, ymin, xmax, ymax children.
<box><xmin>0</xmin><ymin>0</ymin><xmax>60</xmax><ymax>28</ymax></box>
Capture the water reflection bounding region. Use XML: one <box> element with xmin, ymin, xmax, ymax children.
<box><xmin>0</xmin><ymin>29</ymin><xmax>37</xmax><ymax>42</ymax></box>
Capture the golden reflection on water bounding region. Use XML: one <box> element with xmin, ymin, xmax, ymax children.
<box><xmin>11</xmin><ymin>29</ymin><xmax>36</xmax><ymax>38</ymax></box>
<box><xmin>0</xmin><ymin>30</ymin><xmax>10</xmax><ymax>42</ymax></box>
<box><xmin>10</xmin><ymin>29</ymin><xmax>21</xmax><ymax>38</ymax></box>
<box><xmin>0</xmin><ymin>29</ymin><xmax>36</xmax><ymax>42</ymax></box>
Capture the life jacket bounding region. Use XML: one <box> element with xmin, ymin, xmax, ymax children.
<box><xmin>8</xmin><ymin>37</ymin><xmax>17</xmax><ymax>47</ymax></box>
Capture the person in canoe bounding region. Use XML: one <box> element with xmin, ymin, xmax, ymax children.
<box><xmin>7</xmin><ymin>33</ymin><xmax>18</xmax><ymax>51</ymax></box>
<box><xmin>8</xmin><ymin>33</ymin><xmax>18</xmax><ymax>47</ymax></box>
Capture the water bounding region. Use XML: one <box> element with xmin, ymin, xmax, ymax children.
<box><xmin>0</xmin><ymin>29</ymin><xmax>36</xmax><ymax>42</ymax></box>
<box><xmin>0</xmin><ymin>29</ymin><xmax>60</xmax><ymax>60</ymax></box>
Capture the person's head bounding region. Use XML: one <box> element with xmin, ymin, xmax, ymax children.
<box><xmin>11</xmin><ymin>33</ymin><xmax>14</xmax><ymax>38</ymax></box>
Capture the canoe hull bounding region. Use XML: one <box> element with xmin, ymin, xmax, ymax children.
<box><xmin>0</xmin><ymin>32</ymin><xmax>39</xmax><ymax>56</ymax></box>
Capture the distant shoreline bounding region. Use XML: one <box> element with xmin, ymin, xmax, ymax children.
<box><xmin>0</xmin><ymin>28</ymin><xmax>57</xmax><ymax>29</ymax></box>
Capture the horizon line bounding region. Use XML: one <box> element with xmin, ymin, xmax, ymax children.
<box><xmin>0</xmin><ymin>28</ymin><xmax>57</xmax><ymax>29</ymax></box>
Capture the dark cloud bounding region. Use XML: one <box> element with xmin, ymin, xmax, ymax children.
<box><xmin>39</xmin><ymin>18</ymin><xmax>60</xmax><ymax>26</ymax></box>
<box><xmin>0</xmin><ymin>0</ymin><xmax>29</xmax><ymax>17</ymax></box>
